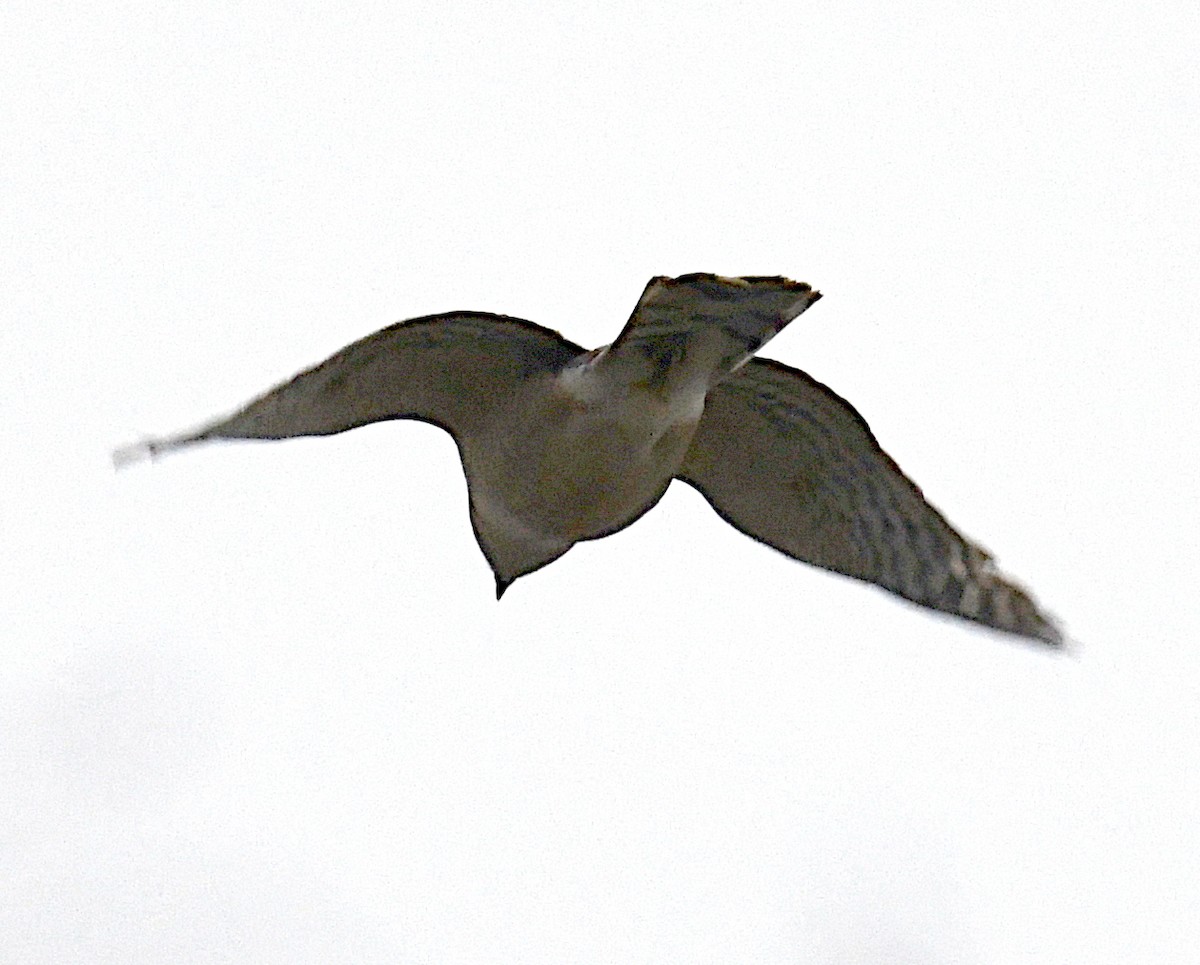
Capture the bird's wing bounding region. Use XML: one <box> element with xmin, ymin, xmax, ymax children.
<box><xmin>114</xmin><ymin>312</ymin><xmax>583</xmax><ymax>464</ymax></box>
<box><xmin>678</xmin><ymin>358</ymin><xmax>1062</xmax><ymax>646</ymax></box>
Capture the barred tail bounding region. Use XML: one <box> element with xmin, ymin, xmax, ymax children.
<box><xmin>607</xmin><ymin>274</ymin><xmax>821</xmax><ymax>388</ymax></box>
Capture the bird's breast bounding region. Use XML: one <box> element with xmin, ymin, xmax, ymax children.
<box><xmin>465</xmin><ymin>373</ymin><xmax>702</xmax><ymax>543</ymax></box>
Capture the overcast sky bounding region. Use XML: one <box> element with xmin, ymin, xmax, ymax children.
<box><xmin>5</xmin><ymin>1</ymin><xmax>1199</xmax><ymax>962</ymax></box>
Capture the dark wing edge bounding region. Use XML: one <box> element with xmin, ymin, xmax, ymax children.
<box><xmin>113</xmin><ymin>311</ymin><xmax>584</xmax><ymax>466</ymax></box>
<box><xmin>677</xmin><ymin>358</ymin><xmax>1064</xmax><ymax>647</ymax></box>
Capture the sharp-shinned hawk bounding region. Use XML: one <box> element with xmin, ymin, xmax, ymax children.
<box><xmin>115</xmin><ymin>274</ymin><xmax>1063</xmax><ymax>646</ymax></box>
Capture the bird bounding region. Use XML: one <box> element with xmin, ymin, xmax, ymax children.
<box><xmin>115</xmin><ymin>273</ymin><xmax>1063</xmax><ymax>646</ymax></box>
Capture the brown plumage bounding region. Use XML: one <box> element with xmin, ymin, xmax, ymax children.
<box><xmin>116</xmin><ymin>273</ymin><xmax>1062</xmax><ymax>646</ymax></box>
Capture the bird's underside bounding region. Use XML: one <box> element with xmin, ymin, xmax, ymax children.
<box><xmin>115</xmin><ymin>273</ymin><xmax>1064</xmax><ymax>647</ymax></box>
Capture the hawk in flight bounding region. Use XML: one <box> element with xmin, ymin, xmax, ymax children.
<box><xmin>116</xmin><ymin>274</ymin><xmax>1063</xmax><ymax>646</ymax></box>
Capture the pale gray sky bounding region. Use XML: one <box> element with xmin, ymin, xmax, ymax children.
<box><xmin>5</xmin><ymin>1</ymin><xmax>1199</xmax><ymax>962</ymax></box>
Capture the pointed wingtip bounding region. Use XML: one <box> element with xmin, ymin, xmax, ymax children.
<box><xmin>1034</xmin><ymin>614</ymin><xmax>1075</xmax><ymax>653</ymax></box>
<box><xmin>112</xmin><ymin>440</ymin><xmax>156</xmax><ymax>470</ymax></box>
<box><xmin>495</xmin><ymin>576</ymin><xmax>511</xmax><ymax>600</ymax></box>
<box><xmin>112</xmin><ymin>430</ymin><xmax>211</xmax><ymax>470</ymax></box>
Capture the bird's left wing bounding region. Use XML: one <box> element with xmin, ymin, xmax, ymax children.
<box><xmin>114</xmin><ymin>312</ymin><xmax>583</xmax><ymax>463</ymax></box>
<box><xmin>678</xmin><ymin>358</ymin><xmax>1063</xmax><ymax>646</ymax></box>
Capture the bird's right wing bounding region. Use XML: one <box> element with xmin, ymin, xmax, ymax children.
<box><xmin>114</xmin><ymin>312</ymin><xmax>583</xmax><ymax>464</ymax></box>
<box><xmin>678</xmin><ymin>358</ymin><xmax>1063</xmax><ymax>646</ymax></box>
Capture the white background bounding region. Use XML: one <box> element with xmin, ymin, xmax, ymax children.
<box><xmin>4</xmin><ymin>2</ymin><xmax>1198</xmax><ymax>962</ymax></box>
